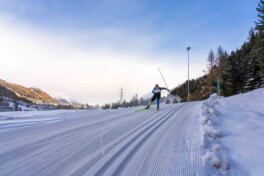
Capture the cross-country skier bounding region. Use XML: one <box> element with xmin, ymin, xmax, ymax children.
<box><xmin>145</xmin><ymin>84</ymin><xmax>170</xmax><ymax>110</ymax></box>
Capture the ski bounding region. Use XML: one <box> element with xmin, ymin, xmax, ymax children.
<box><xmin>134</xmin><ymin>108</ymin><xmax>153</xmax><ymax>112</ymax></box>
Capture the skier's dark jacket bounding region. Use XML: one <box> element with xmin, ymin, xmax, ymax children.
<box><xmin>151</xmin><ymin>87</ymin><xmax>169</xmax><ymax>100</ymax></box>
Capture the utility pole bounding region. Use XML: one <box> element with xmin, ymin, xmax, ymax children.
<box><xmin>187</xmin><ymin>47</ymin><xmax>191</xmax><ymax>103</ymax></box>
<box><xmin>119</xmin><ymin>87</ymin><xmax>124</xmax><ymax>104</ymax></box>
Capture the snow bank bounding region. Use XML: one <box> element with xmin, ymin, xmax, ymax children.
<box><xmin>216</xmin><ymin>88</ymin><xmax>264</xmax><ymax>176</ymax></box>
<box><xmin>201</xmin><ymin>93</ymin><xmax>229</xmax><ymax>176</ymax></box>
<box><xmin>201</xmin><ymin>88</ymin><xmax>264</xmax><ymax>176</ymax></box>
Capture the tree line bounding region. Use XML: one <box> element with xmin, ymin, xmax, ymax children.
<box><xmin>101</xmin><ymin>94</ymin><xmax>149</xmax><ymax>110</ymax></box>
<box><xmin>101</xmin><ymin>94</ymin><xmax>177</xmax><ymax>110</ymax></box>
<box><xmin>171</xmin><ymin>0</ymin><xmax>264</xmax><ymax>101</ymax></box>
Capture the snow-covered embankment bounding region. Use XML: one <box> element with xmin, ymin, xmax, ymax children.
<box><xmin>201</xmin><ymin>93</ymin><xmax>229</xmax><ymax>176</ymax></box>
<box><xmin>201</xmin><ymin>88</ymin><xmax>264</xmax><ymax>176</ymax></box>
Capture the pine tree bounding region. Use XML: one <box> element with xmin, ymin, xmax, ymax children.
<box><xmin>208</xmin><ymin>49</ymin><xmax>216</xmax><ymax>71</ymax></box>
<box><xmin>255</xmin><ymin>0</ymin><xmax>264</xmax><ymax>84</ymax></box>
<box><xmin>216</xmin><ymin>46</ymin><xmax>233</xmax><ymax>96</ymax></box>
<box><xmin>206</xmin><ymin>49</ymin><xmax>217</xmax><ymax>95</ymax></box>
<box><xmin>229</xmin><ymin>45</ymin><xmax>249</xmax><ymax>93</ymax></box>
<box><xmin>244</xmin><ymin>29</ymin><xmax>262</xmax><ymax>91</ymax></box>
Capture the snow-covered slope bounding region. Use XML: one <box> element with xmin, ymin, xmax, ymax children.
<box><xmin>0</xmin><ymin>103</ymin><xmax>204</xmax><ymax>176</ymax></box>
<box><xmin>201</xmin><ymin>88</ymin><xmax>264</xmax><ymax>176</ymax></box>
<box><xmin>56</xmin><ymin>97</ymin><xmax>81</xmax><ymax>106</ymax></box>
<box><xmin>167</xmin><ymin>94</ymin><xmax>182</xmax><ymax>103</ymax></box>
<box><xmin>54</xmin><ymin>94</ymin><xmax>82</xmax><ymax>106</ymax></box>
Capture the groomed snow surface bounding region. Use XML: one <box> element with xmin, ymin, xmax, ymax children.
<box><xmin>0</xmin><ymin>88</ymin><xmax>263</xmax><ymax>176</ymax></box>
<box><xmin>0</xmin><ymin>103</ymin><xmax>204</xmax><ymax>176</ymax></box>
<box><xmin>0</xmin><ymin>109</ymin><xmax>109</xmax><ymax>131</ymax></box>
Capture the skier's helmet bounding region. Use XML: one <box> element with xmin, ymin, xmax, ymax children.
<box><xmin>155</xmin><ymin>84</ymin><xmax>159</xmax><ymax>88</ymax></box>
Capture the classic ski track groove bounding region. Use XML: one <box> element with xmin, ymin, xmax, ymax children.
<box><xmin>68</xmin><ymin>106</ymin><xmax>178</xmax><ymax>176</ymax></box>
<box><xmin>113</xmin><ymin>105</ymin><xmax>192</xmax><ymax>176</ymax></box>
<box><xmin>111</xmin><ymin>105</ymin><xmax>187</xmax><ymax>176</ymax></box>
<box><xmin>84</xmin><ymin>104</ymin><xmax>186</xmax><ymax>176</ymax></box>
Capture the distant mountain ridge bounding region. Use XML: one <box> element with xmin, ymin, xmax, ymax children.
<box><xmin>0</xmin><ymin>79</ymin><xmax>59</xmax><ymax>105</ymax></box>
<box><xmin>55</xmin><ymin>96</ymin><xmax>81</xmax><ymax>106</ymax></box>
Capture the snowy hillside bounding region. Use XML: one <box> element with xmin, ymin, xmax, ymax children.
<box><xmin>55</xmin><ymin>96</ymin><xmax>81</xmax><ymax>106</ymax></box>
<box><xmin>140</xmin><ymin>91</ymin><xmax>153</xmax><ymax>100</ymax></box>
<box><xmin>51</xmin><ymin>92</ymin><xmax>82</xmax><ymax>106</ymax></box>
<box><xmin>0</xmin><ymin>79</ymin><xmax>59</xmax><ymax>105</ymax></box>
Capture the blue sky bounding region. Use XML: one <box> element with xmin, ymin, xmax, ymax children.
<box><xmin>0</xmin><ymin>0</ymin><xmax>258</xmax><ymax>52</ymax></box>
<box><xmin>0</xmin><ymin>0</ymin><xmax>260</xmax><ymax>104</ymax></box>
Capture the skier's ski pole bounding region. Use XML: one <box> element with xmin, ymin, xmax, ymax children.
<box><xmin>158</xmin><ymin>68</ymin><xmax>169</xmax><ymax>89</ymax></box>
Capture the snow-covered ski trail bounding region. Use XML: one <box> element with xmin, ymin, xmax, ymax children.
<box><xmin>0</xmin><ymin>102</ymin><xmax>204</xmax><ymax>176</ymax></box>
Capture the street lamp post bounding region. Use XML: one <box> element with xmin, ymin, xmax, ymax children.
<box><xmin>187</xmin><ymin>47</ymin><xmax>191</xmax><ymax>103</ymax></box>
